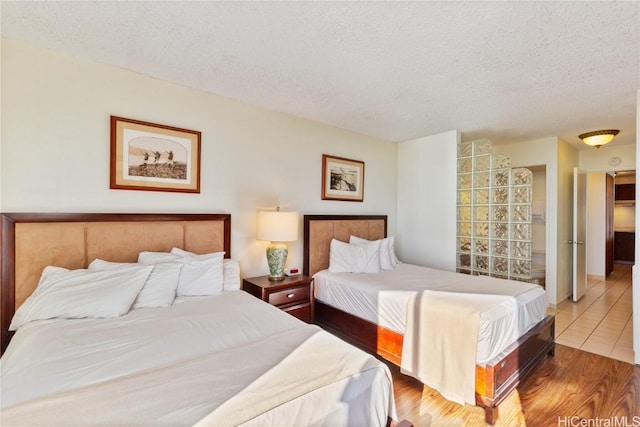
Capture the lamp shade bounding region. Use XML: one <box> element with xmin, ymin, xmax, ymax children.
<box><xmin>579</xmin><ymin>129</ymin><xmax>619</xmax><ymax>148</ymax></box>
<box><xmin>256</xmin><ymin>210</ymin><xmax>298</xmax><ymax>242</ymax></box>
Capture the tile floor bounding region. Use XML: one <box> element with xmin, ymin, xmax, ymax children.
<box><xmin>547</xmin><ymin>263</ymin><xmax>635</xmax><ymax>364</ymax></box>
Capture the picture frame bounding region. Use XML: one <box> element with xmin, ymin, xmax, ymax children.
<box><xmin>110</xmin><ymin>116</ymin><xmax>201</xmax><ymax>193</ymax></box>
<box><xmin>321</xmin><ymin>154</ymin><xmax>365</xmax><ymax>202</ymax></box>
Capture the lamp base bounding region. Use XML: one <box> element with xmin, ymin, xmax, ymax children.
<box><xmin>266</xmin><ymin>242</ymin><xmax>288</xmax><ymax>281</ymax></box>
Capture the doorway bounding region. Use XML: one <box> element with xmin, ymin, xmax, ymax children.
<box><xmin>611</xmin><ymin>170</ymin><xmax>636</xmax><ymax>268</ymax></box>
<box><xmin>586</xmin><ymin>171</ymin><xmax>636</xmax><ymax>279</ymax></box>
<box><xmin>568</xmin><ymin>169</ymin><xmax>636</xmax><ymax>364</ymax></box>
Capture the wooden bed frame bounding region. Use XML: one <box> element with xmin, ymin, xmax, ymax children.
<box><xmin>303</xmin><ymin>214</ymin><xmax>555</xmax><ymax>425</ymax></box>
<box><xmin>0</xmin><ymin>212</ymin><xmax>231</xmax><ymax>355</ymax></box>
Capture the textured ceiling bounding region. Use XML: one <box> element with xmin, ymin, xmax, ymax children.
<box><xmin>2</xmin><ymin>1</ymin><xmax>639</xmax><ymax>149</ymax></box>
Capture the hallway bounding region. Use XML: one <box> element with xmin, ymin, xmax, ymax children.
<box><xmin>548</xmin><ymin>263</ymin><xmax>635</xmax><ymax>364</ymax></box>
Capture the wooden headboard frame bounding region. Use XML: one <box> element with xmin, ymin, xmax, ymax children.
<box><xmin>0</xmin><ymin>212</ymin><xmax>231</xmax><ymax>354</ymax></box>
<box><xmin>303</xmin><ymin>214</ymin><xmax>387</xmax><ymax>277</ymax></box>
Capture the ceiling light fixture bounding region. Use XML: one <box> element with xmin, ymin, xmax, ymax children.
<box><xmin>578</xmin><ymin>129</ymin><xmax>620</xmax><ymax>149</ymax></box>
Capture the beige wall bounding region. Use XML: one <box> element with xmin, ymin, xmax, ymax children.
<box><xmin>0</xmin><ymin>39</ymin><xmax>398</xmax><ymax>277</ymax></box>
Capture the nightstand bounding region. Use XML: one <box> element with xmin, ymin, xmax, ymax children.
<box><xmin>242</xmin><ymin>275</ymin><xmax>314</xmax><ymax>323</ymax></box>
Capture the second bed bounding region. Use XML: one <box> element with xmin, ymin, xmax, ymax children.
<box><xmin>303</xmin><ymin>214</ymin><xmax>555</xmax><ymax>424</ymax></box>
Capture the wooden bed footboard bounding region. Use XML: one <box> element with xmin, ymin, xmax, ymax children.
<box><xmin>315</xmin><ymin>301</ymin><xmax>555</xmax><ymax>425</ymax></box>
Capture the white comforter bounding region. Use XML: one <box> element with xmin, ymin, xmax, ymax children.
<box><xmin>1</xmin><ymin>291</ymin><xmax>395</xmax><ymax>426</ymax></box>
<box><xmin>314</xmin><ymin>263</ymin><xmax>548</xmax><ymax>363</ymax></box>
<box><xmin>314</xmin><ymin>264</ymin><xmax>548</xmax><ymax>405</ymax></box>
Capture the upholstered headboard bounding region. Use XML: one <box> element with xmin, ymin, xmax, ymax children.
<box><xmin>303</xmin><ymin>215</ymin><xmax>387</xmax><ymax>277</ymax></box>
<box><xmin>0</xmin><ymin>212</ymin><xmax>231</xmax><ymax>354</ymax></box>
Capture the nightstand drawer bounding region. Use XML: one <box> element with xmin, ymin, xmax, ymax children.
<box><xmin>282</xmin><ymin>304</ymin><xmax>311</xmax><ymax>323</ymax></box>
<box><xmin>242</xmin><ymin>275</ymin><xmax>314</xmax><ymax>323</ymax></box>
<box><xmin>268</xmin><ymin>286</ymin><xmax>310</xmax><ymax>306</ymax></box>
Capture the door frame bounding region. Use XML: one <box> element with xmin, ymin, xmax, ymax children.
<box><xmin>606</xmin><ymin>173</ymin><xmax>614</xmax><ymax>276</ymax></box>
<box><xmin>573</xmin><ymin>168</ymin><xmax>587</xmax><ymax>302</ymax></box>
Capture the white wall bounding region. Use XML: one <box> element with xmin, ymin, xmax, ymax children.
<box><xmin>580</xmin><ymin>143</ymin><xmax>636</xmax><ymax>172</ymax></box>
<box><xmin>634</xmin><ymin>89</ymin><xmax>640</xmax><ymax>365</ymax></box>
<box><xmin>396</xmin><ymin>131</ymin><xmax>458</xmax><ymax>271</ymax></box>
<box><xmin>614</xmin><ymin>206</ymin><xmax>636</xmax><ymax>229</ymax></box>
<box><xmin>493</xmin><ymin>137</ymin><xmax>566</xmax><ymax>305</ymax></box>
<box><xmin>0</xmin><ymin>38</ymin><xmax>3</xmax><ymax>211</ymax></box>
<box><xmin>586</xmin><ymin>172</ymin><xmax>606</xmax><ymax>278</ymax></box>
<box><xmin>0</xmin><ymin>39</ymin><xmax>398</xmax><ymax>277</ymax></box>
<box><xmin>556</xmin><ymin>138</ymin><xmax>580</xmax><ymax>302</ymax></box>
<box><xmin>530</xmin><ymin>165</ymin><xmax>547</xmax><ymax>253</ymax></box>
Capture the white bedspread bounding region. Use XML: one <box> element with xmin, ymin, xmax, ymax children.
<box><xmin>1</xmin><ymin>291</ymin><xmax>395</xmax><ymax>426</ymax></box>
<box><xmin>313</xmin><ymin>263</ymin><xmax>547</xmax><ymax>363</ymax></box>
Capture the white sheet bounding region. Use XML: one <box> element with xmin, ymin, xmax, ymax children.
<box><xmin>313</xmin><ymin>263</ymin><xmax>548</xmax><ymax>364</ymax></box>
<box><xmin>1</xmin><ymin>291</ymin><xmax>395</xmax><ymax>426</ymax></box>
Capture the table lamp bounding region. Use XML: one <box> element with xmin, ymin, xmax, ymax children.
<box><xmin>257</xmin><ymin>207</ymin><xmax>299</xmax><ymax>281</ymax></box>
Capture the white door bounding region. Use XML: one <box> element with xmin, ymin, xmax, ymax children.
<box><xmin>573</xmin><ymin>168</ymin><xmax>587</xmax><ymax>302</ymax></box>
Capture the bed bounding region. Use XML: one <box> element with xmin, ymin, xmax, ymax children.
<box><xmin>303</xmin><ymin>214</ymin><xmax>555</xmax><ymax>425</ymax></box>
<box><xmin>0</xmin><ymin>212</ymin><xmax>400</xmax><ymax>426</ymax></box>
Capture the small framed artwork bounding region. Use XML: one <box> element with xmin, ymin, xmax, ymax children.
<box><xmin>110</xmin><ymin>116</ymin><xmax>201</xmax><ymax>193</ymax></box>
<box><xmin>321</xmin><ymin>154</ymin><xmax>365</xmax><ymax>202</ymax></box>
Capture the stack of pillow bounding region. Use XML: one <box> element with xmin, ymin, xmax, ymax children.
<box><xmin>328</xmin><ymin>236</ymin><xmax>400</xmax><ymax>274</ymax></box>
<box><xmin>9</xmin><ymin>248</ymin><xmax>241</xmax><ymax>331</ymax></box>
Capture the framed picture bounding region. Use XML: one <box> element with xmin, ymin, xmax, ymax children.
<box><xmin>110</xmin><ymin>116</ymin><xmax>201</xmax><ymax>193</ymax></box>
<box><xmin>321</xmin><ymin>154</ymin><xmax>365</xmax><ymax>202</ymax></box>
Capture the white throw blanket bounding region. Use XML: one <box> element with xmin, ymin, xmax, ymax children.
<box><xmin>400</xmin><ymin>276</ymin><xmax>539</xmax><ymax>405</ymax></box>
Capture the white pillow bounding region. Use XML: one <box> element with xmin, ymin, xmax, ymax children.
<box><xmin>222</xmin><ymin>259</ymin><xmax>241</xmax><ymax>291</ymax></box>
<box><xmin>169</xmin><ymin>247</ymin><xmax>223</xmax><ymax>262</ymax></box>
<box><xmin>9</xmin><ymin>264</ymin><xmax>153</xmax><ymax>331</ymax></box>
<box><xmin>138</xmin><ymin>250</ymin><xmax>224</xmax><ymax>296</ymax></box>
<box><xmin>137</xmin><ymin>252</ymin><xmax>181</xmax><ymax>264</ymax></box>
<box><xmin>329</xmin><ymin>238</ymin><xmax>382</xmax><ymax>274</ymax></box>
<box><xmin>88</xmin><ymin>259</ymin><xmax>181</xmax><ymax>308</ymax></box>
<box><xmin>170</xmin><ymin>248</ymin><xmax>240</xmax><ymax>291</ymax></box>
<box><xmin>349</xmin><ymin>235</ymin><xmax>400</xmax><ymax>270</ymax></box>
<box><xmin>36</xmin><ymin>265</ymin><xmax>71</xmax><ymax>287</ymax></box>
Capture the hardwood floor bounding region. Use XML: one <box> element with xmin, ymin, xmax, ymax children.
<box><xmin>391</xmin><ymin>344</ymin><xmax>640</xmax><ymax>426</ymax></box>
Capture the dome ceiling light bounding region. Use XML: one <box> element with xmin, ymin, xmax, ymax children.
<box><xmin>578</xmin><ymin>129</ymin><xmax>620</xmax><ymax>149</ymax></box>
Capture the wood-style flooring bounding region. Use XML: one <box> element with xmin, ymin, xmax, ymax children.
<box><xmin>391</xmin><ymin>344</ymin><xmax>640</xmax><ymax>426</ymax></box>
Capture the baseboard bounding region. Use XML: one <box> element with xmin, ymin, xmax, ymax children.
<box><xmin>548</xmin><ymin>299</ymin><xmax>566</xmax><ymax>310</ymax></box>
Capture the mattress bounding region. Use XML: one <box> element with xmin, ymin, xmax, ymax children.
<box><xmin>313</xmin><ymin>263</ymin><xmax>548</xmax><ymax>364</ymax></box>
<box><xmin>1</xmin><ymin>291</ymin><xmax>395</xmax><ymax>426</ymax></box>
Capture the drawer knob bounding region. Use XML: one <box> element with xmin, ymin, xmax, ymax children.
<box><xmin>287</xmin><ymin>293</ymin><xmax>295</xmax><ymax>298</ymax></box>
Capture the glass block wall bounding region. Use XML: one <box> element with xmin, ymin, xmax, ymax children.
<box><xmin>456</xmin><ymin>139</ymin><xmax>533</xmax><ymax>281</ymax></box>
